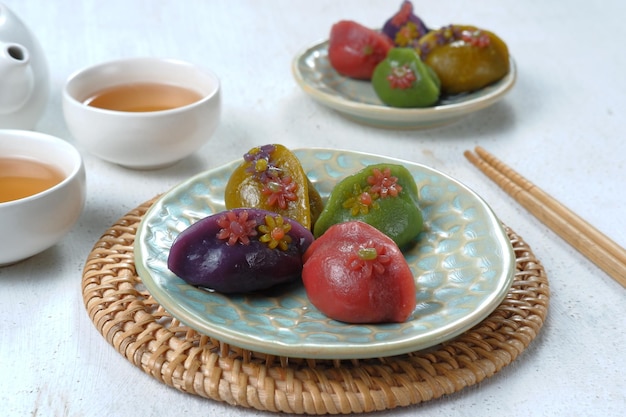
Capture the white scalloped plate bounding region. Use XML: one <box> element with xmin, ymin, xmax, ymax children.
<box><xmin>135</xmin><ymin>148</ymin><xmax>515</xmax><ymax>359</ymax></box>
<box><xmin>292</xmin><ymin>39</ymin><xmax>516</xmax><ymax>129</ymax></box>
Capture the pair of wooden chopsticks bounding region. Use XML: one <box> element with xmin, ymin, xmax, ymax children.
<box><xmin>465</xmin><ymin>146</ymin><xmax>626</xmax><ymax>288</ymax></box>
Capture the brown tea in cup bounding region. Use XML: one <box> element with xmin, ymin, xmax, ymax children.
<box><xmin>0</xmin><ymin>157</ymin><xmax>65</xmax><ymax>203</ymax></box>
<box><xmin>84</xmin><ymin>82</ymin><xmax>203</xmax><ymax>112</ymax></box>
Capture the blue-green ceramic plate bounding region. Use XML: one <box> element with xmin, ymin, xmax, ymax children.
<box><xmin>291</xmin><ymin>39</ymin><xmax>516</xmax><ymax>129</ymax></box>
<box><xmin>135</xmin><ymin>148</ymin><xmax>515</xmax><ymax>359</ymax></box>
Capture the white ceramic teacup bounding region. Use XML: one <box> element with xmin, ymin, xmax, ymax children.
<box><xmin>0</xmin><ymin>129</ymin><xmax>86</xmax><ymax>266</ymax></box>
<box><xmin>62</xmin><ymin>57</ymin><xmax>221</xmax><ymax>169</ymax></box>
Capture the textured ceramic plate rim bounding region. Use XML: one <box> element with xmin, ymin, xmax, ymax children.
<box><xmin>291</xmin><ymin>39</ymin><xmax>516</xmax><ymax>128</ymax></box>
<box><xmin>135</xmin><ymin>148</ymin><xmax>515</xmax><ymax>359</ymax></box>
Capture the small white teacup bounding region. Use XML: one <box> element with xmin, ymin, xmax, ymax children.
<box><xmin>0</xmin><ymin>129</ymin><xmax>86</xmax><ymax>266</ymax></box>
<box><xmin>62</xmin><ymin>57</ymin><xmax>221</xmax><ymax>169</ymax></box>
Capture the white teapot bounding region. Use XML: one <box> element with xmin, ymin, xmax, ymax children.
<box><xmin>0</xmin><ymin>3</ymin><xmax>49</xmax><ymax>129</ymax></box>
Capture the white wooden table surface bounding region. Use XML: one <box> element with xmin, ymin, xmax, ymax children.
<box><xmin>1</xmin><ymin>1</ymin><xmax>625</xmax><ymax>416</ymax></box>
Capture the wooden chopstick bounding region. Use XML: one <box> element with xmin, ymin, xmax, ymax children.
<box><xmin>473</xmin><ymin>147</ymin><xmax>626</xmax><ymax>268</ymax></box>
<box><xmin>464</xmin><ymin>146</ymin><xmax>626</xmax><ymax>288</ymax></box>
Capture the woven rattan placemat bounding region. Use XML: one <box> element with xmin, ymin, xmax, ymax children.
<box><xmin>82</xmin><ymin>197</ymin><xmax>550</xmax><ymax>415</ymax></box>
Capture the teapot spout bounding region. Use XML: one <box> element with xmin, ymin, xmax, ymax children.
<box><xmin>0</xmin><ymin>41</ymin><xmax>35</xmax><ymax>114</ymax></box>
